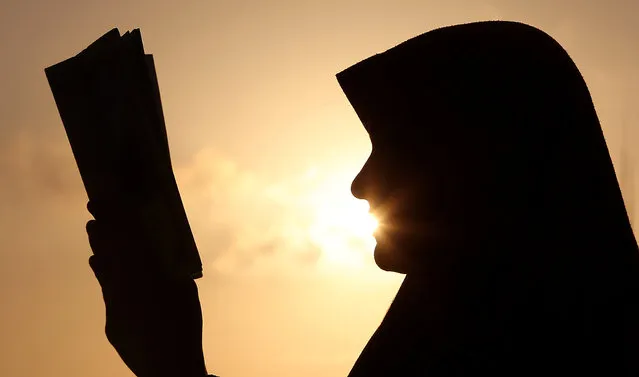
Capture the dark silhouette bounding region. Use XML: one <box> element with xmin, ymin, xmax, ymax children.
<box><xmin>86</xmin><ymin>21</ymin><xmax>639</xmax><ymax>376</ymax></box>
<box><xmin>340</xmin><ymin>20</ymin><xmax>639</xmax><ymax>376</ymax></box>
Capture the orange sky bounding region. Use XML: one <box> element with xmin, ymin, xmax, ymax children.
<box><xmin>2</xmin><ymin>1</ymin><xmax>639</xmax><ymax>376</ymax></box>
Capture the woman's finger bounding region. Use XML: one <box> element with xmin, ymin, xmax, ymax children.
<box><xmin>87</xmin><ymin>199</ymin><xmax>132</xmax><ymax>223</ymax></box>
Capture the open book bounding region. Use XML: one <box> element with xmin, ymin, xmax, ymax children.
<box><xmin>45</xmin><ymin>29</ymin><xmax>203</xmax><ymax>280</ymax></box>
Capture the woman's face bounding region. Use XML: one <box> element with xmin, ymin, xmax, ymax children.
<box><xmin>351</xmin><ymin>127</ymin><xmax>484</xmax><ymax>274</ymax></box>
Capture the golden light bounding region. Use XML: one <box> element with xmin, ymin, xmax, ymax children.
<box><xmin>303</xmin><ymin>168</ymin><xmax>379</xmax><ymax>269</ymax></box>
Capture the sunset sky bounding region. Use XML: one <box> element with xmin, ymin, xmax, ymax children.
<box><xmin>2</xmin><ymin>1</ymin><xmax>639</xmax><ymax>376</ymax></box>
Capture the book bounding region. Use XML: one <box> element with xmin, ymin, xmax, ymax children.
<box><xmin>45</xmin><ymin>28</ymin><xmax>203</xmax><ymax>280</ymax></box>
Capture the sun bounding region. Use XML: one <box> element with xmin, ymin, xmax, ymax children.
<box><xmin>304</xmin><ymin>169</ymin><xmax>379</xmax><ymax>268</ymax></box>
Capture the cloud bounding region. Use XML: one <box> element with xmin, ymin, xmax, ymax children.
<box><xmin>0</xmin><ymin>131</ymin><xmax>82</xmax><ymax>202</ymax></box>
<box><xmin>174</xmin><ymin>147</ymin><xmax>375</xmax><ymax>277</ymax></box>
<box><xmin>0</xmin><ymin>130</ymin><xmax>376</xmax><ymax>276</ymax></box>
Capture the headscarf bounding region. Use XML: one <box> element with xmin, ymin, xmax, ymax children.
<box><xmin>338</xmin><ymin>21</ymin><xmax>639</xmax><ymax>376</ymax></box>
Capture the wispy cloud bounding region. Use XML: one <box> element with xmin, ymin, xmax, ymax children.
<box><xmin>0</xmin><ymin>130</ymin><xmax>376</xmax><ymax>276</ymax></box>
<box><xmin>175</xmin><ymin>147</ymin><xmax>377</xmax><ymax>277</ymax></box>
<box><xmin>0</xmin><ymin>131</ymin><xmax>81</xmax><ymax>202</ymax></box>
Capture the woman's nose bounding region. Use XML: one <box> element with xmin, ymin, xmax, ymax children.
<box><xmin>351</xmin><ymin>173</ymin><xmax>366</xmax><ymax>200</ymax></box>
<box><xmin>351</xmin><ymin>161</ymin><xmax>372</xmax><ymax>200</ymax></box>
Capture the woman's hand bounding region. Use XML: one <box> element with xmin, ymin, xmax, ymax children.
<box><xmin>86</xmin><ymin>201</ymin><xmax>209</xmax><ymax>377</ymax></box>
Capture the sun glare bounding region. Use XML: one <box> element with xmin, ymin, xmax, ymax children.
<box><xmin>305</xmin><ymin>169</ymin><xmax>378</xmax><ymax>269</ymax></box>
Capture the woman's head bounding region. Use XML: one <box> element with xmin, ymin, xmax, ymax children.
<box><xmin>338</xmin><ymin>21</ymin><xmax>636</xmax><ymax>274</ymax></box>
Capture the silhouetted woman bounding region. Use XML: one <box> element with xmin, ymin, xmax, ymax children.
<box><xmin>86</xmin><ymin>21</ymin><xmax>639</xmax><ymax>376</ymax></box>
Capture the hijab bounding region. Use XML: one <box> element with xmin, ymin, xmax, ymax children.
<box><xmin>338</xmin><ymin>21</ymin><xmax>639</xmax><ymax>376</ymax></box>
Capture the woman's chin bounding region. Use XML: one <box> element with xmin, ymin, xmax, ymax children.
<box><xmin>373</xmin><ymin>244</ymin><xmax>409</xmax><ymax>274</ymax></box>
